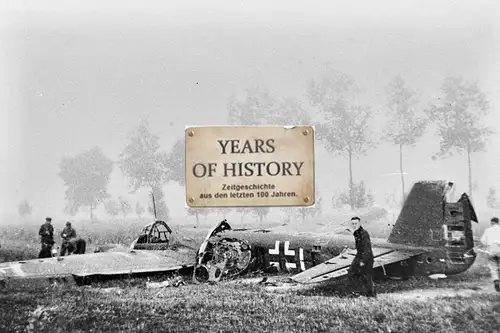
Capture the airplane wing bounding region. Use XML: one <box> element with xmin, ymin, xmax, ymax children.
<box><xmin>291</xmin><ymin>247</ymin><xmax>424</xmax><ymax>285</ymax></box>
<box><xmin>0</xmin><ymin>248</ymin><xmax>196</xmax><ymax>281</ymax></box>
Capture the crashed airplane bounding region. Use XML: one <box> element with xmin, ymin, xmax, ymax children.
<box><xmin>0</xmin><ymin>181</ymin><xmax>478</xmax><ymax>288</ymax></box>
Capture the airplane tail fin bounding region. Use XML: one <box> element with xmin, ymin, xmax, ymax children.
<box><xmin>388</xmin><ymin>181</ymin><xmax>477</xmax><ymax>254</ymax></box>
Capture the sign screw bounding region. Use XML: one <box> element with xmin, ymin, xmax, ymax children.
<box><xmin>188</xmin><ymin>130</ymin><xmax>194</xmax><ymax>137</ymax></box>
<box><xmin>303</xmin><ymin>196</ymin><xmax>310</xmax><ymax>203</ymax></box>
<box><xmin>188</xmin><ymin>197</ymin><xmax>195</xmax><ymax>203</ymax></box>
<box><xmin>302</xmin><ymin>129</ymin><xmax>309</xmax><ymax>136</ymax></box>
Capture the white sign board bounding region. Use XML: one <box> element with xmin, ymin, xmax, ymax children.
<box><xmin>185</xmin><ymin>126</ymin><xmax>315</xmax><ymax>207</ymax></box>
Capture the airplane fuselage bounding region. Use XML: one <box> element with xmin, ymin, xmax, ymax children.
<box><xmin>193</xmin><ymin>227</ymin><xmax>476</xmax><ymax>283</ymax></box>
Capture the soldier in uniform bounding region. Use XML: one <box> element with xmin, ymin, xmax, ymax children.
<box><xmin>38</xmin><ymin>217</ymin><xmax>55</xmax><ymax>258</ymax></box>
<box><xmin>348</xmin><ymin>216</ymin><xmax>376</xmax><ymax>297</ymax></box>
<box><xmin>60</xmin><ymin>221</ymin><xmax>77</xmax><ymax>256</ymax></box>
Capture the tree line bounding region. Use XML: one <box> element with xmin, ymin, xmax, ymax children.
<box><xmin>53</xmin><ymin>120</ymin><xmax>184</xmax><ymax>223</ymax></box>
<box><xmin>228</xmin><ymin>70</ymin><xmax>493</xmax><ymax>210</ymax></box>
<box><xmin>17</xmin><ymin>68</ymin><xmax>496</xmax><ymax>224</ymax></box>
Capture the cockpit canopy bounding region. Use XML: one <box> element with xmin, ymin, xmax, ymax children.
<box><xmin>132</xmin><ymin>220</ymin><xmax>172</xmax><ymax>250</ymax></box>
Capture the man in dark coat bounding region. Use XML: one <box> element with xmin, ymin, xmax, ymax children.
<box><xmin>348</xmin><ymin>216</ymin><xmax>376</xmax><ymax>297</ymax></box>
<box><xmin>72</xmin><ymin>238</ymin><xmax>87</xmax><ymax>255</ymax></box>
<box><xmin>60</xmin><ymin>221</ymin><xmax>77</xmax><ymax>256</ymax></box>
<box><xmin>38</xmin><ymin>217</ymin><xmax>55</xmax><ymax>258</ymax></box>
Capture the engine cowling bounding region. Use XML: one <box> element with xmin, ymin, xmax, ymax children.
<box><xmin>193</xmin><ymin>238</ymin><xmax>252</xmax><ymax>283</ymax></box>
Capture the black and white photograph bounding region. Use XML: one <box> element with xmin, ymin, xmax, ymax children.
<box><xmin>1</xmin><ymin>1</ymin><xmax>499</xmax><ymax>332</ymax></box>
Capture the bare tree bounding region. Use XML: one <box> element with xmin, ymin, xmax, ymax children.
<box><xmin>426</xmin><ymin>77</ymin><xmax>493</xmax><ymax>200</ymax></box>
<box><xmin>384</xmin><ymin>76</ymin><xmax>428</xmax><ymax>203</ymax></box>
<box><xmin>307</xmin><ymin>68</ymin><xmax>374</xmax><ymax>209</ymax></box>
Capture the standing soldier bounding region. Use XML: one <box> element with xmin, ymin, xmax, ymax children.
<box><xmin>480</xmin><ymin>217</ymin><xmax>500</xmax><ymax>292</ymax></box>
<box><xmin>38</xmin><ymin>217</ymin><xmax>54</xmax><ymax>258</ymax></box>
<box><xmin>348</xmin><ymin>216</ymin><xmax>376</xmax><ymax>297</ymax></box>
<box><xmin>60</xmin><ymin>221</ymin><xmax>77</xmax><ymax>256</ymax></box>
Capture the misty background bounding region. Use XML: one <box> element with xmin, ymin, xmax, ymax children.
<box><xmin>1</xmin><ymin>1</ymin><xmax>499</xmax><ymax>224</ymax></box>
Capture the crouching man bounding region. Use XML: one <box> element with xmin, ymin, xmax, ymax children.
<box><xmin>60</xmin><ymin>221</ymin><xmax>77</xmax><ymax>256</ymax></box>
<box><xmin>72</xmin><ymin>238</ymin><xmax>87</xmax><ymax>254</ymax></box>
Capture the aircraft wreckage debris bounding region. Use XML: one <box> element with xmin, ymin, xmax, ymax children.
<box><xmin>146</xmin><ymin>276</ymin><xmax>186</xmax><ymax>289</ymax></box>
<box><xmin>0</xmin><ymin>181</ymin><xmax>482</xmax><ymax>296</ymax></box>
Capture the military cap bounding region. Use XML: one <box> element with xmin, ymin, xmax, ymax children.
<box><xmin>46</xmin><ymin>217</ymin><xmax>52</xmax><ymax>221</ymax></box>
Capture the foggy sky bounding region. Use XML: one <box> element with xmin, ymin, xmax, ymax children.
<box><xmin>1</xmin><ymin>1</ymin><xmax>499</xmax><ymax>221</ymax></box>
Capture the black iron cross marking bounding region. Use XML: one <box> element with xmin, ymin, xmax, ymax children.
<box><xmin>268</xmin><ymin>240</ymin><xmax>305</xmax><ymax>272</ymax></box>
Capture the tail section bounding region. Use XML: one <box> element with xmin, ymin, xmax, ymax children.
<box><xmin>388</xmin><ymin>181</ymin><xmax>477</xmax><ymax>257</ymax></box>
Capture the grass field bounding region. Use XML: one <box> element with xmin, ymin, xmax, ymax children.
<box><xmin>1</xmin><ymin>214</ymin><xmax>500</xmax><ymax>333</ymax></box>
<box><xmin>1</xmin><ymin>265</ymin><xmax>499</xmax><ymax>333</ymax></box>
